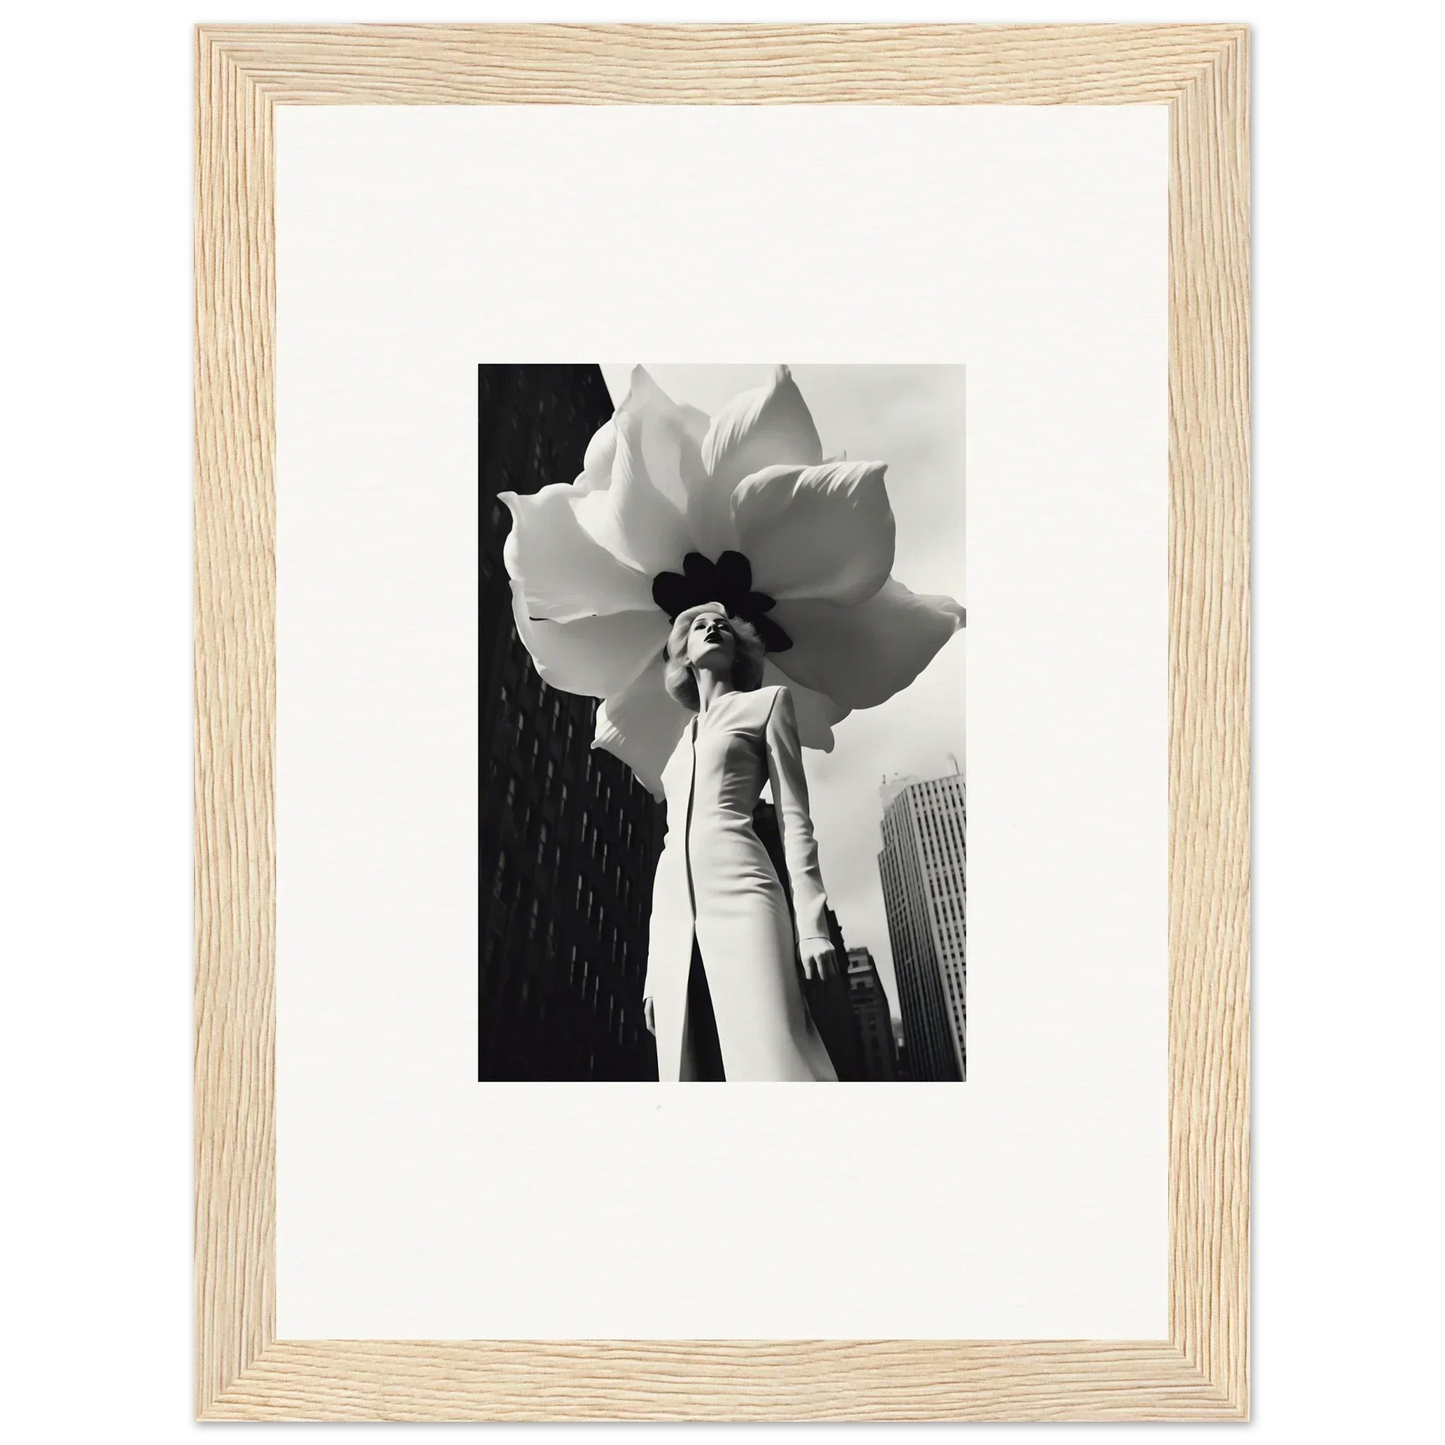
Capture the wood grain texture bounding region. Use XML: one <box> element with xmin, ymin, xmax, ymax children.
<box><xmin>203</xmin><ymin>1341</ymin><xmax>1240</xmax><ymax>1422</ymax></box>
<box><xmin>194</xmin><ymin>24</ymin><xmax>276</xmax><ymax>1417</ymax></box>
<box><xmin>194</xmin><ymin>22</ymin><xmax>1249</xmax><ymax>1422</ymax></box>
<box><xmin>1166</xmin><ymin>27</ymin><xmax>1250</xmax><ymax>1418</ymax></box>
<box><xmin>199</xmin><ymin>22</ymin><xmax>1235</xmax><ymax>106</ymax></box>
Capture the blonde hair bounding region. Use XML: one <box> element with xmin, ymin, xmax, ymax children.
<box><xmin>663</xmin><ymin>602</ymin><xmax>766</xmax><ymax>711</ymax></box>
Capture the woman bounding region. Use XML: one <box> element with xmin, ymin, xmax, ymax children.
<box><xmin>643</xmin><ymin>600</ymin><xmax>841</xmax><ymax>1082</ymax></box>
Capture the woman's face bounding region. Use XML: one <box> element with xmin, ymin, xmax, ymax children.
<box><xmin>685</xmin><ymin>607</ymin><xmax>737</xmax><ymax>673</ymax></box>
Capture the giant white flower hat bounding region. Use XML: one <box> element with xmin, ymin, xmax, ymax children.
<box><xmin>497</xmin><ymin>366</ymin><xmax>964</xmax><ymax>799</ymax></box>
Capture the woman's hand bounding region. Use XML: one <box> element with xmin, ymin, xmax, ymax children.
<box><xmin>800</xmin><ymin>937</ymin><xmax>839</xmax><ymax>982</ymax></box>
<box><xmin>643</xmin><ymin>997</ymin><xmax>656</xmax><ymax>1036</ymax></box>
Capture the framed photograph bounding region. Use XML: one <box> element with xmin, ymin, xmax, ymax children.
<box><xmin>475</xmin><ymin>361</ymin><xmax>969</xmax><ymax>1087</ymax></box>
<box><xmin>196</xmin><ymin>23</ymin><xmax>1249</xmax><ymax>1421</ymax></box>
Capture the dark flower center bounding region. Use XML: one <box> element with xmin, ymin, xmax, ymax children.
<box><xmin>651</xmin><ymin>550</ymin><xmax>793</xmax><ymax>653</ymax></box>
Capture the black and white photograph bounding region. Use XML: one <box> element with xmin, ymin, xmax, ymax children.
<box><xmin>479</xmin><ymin>364</ymin><xmax>967</xmax><ymax>1082</ymax></box>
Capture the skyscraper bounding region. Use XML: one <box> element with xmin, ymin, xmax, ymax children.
<box><xmin>479</xmin><ymin>365</ymin><xmax>667</xmax><ymax>1081</ymax></box>
<box><xmin>846</xmin><ymin>947</ymin><xmax>900</xmax><ymax>1081</ymax></box>
<box><xmin>877</xmin><ymin>768</ymin><xmax>967</xmax><ymax>1081</ymax></box>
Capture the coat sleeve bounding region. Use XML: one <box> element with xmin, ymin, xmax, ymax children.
<box><xmin>763</xmin><ymin>685</ymin><xmax>833</xmax><ymax>945</ymax></box>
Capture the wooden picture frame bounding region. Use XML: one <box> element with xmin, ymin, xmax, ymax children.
<box><xmin>195</xmin><ymin>23</ymin><xmax>1249</xmax><ymax>1421</ymax></box>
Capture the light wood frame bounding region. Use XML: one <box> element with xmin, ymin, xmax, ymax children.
<box><xmin>195</xmin><ymin>22</ymin><xmax>1249</xmax><ymax>1422</ymax></box>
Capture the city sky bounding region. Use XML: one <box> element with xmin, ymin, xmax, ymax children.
<box><xmin>599</xmin><ymin>364</ymin><xmax>967</xmax><ymax>1019</ymax></box>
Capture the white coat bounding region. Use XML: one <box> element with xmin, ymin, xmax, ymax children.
<box><xmin>643</xmin><ymin>683</ymin><xmax>839</xmax><ymax>1082</ymax></box>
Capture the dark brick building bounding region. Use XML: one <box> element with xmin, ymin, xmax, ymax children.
<box><xmin>479</xmin><ymin>365</ymin><xmax>665</xmax><ymax>1080</ymax></box>
<box><xmin>845</xmin><ymin>946</ymin><xmax>901</xmax><ymax>1080</ymax></box>
<box><xmin>895</xmin><ymin>1024</ymin><xmax>912</xmax><ymax>1081</ymax></box>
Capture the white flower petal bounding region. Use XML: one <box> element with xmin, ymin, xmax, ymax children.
<box><xmin>499</xmin><ymin>483</ymin><xmax>656</xmax><ymax>622</ymax></box>
<box><xmin>509</xmin><ymin>580</ymin><xmax>669</xmax><ymax>699</ymax></box>
<box><xmin>701</xmin><ymin>365</ymin><xmax>824</xmax><ymax>483</ymax></box>
<box><xmin>571</xmin><ymin>407</ymin><xmax>691</xmax><ymax>577</ymax></box>
<box><xmin>731</xmin><ymin>460</ymin><xmax>895</xmax><ymax>606</ymax></box>
<box><xmin>769</xmin><ymin>578</ymin><xmax>965</xmax><ymax>709</ymax></box>
<box><xmin>614</xmin><ymin>366</ymin><xmax>708</xmax><ymax>513</ymax></box>
<box><xmin>678</xmin><ymin>401</ymin><xmax>711</xmax><ymax>446</ymax></box>
<box><xmin>760</xmin><ymin>661</ymin><xmax>850</xmax><ymax>751</ymax></box>
<box><xmin>682</xmin><ymin>490</ymin><xmax>739</xmax><ymax>564</ymax></box>
<box><xmin>690</xmin><ymin>365</ymin><xmax>823</xmax><ymax>559</ymax></box>
<box><xmin>575</xmin><ymin>419</ymin><xmax>617</xmax><ymax>492</ymax></box>
<box><xmin>592</xmin><ymin>653</ymin><xmax>690</xmax><ymax>800</ymax></box>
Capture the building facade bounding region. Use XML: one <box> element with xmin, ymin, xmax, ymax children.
<box><xmin>479</xmin><ymin>365</ymin><xmax>667</xmax><ymax>1081</ymax></box>
<box><xmin>846</xmin><ymin>947</ymin><xmax>901</xmax><ymax>1081</ymax></box>
<box><xmin>752</xmin><ymin>801</ymin><xmax>866</xmax><ymax>1081</ymax></box>
<box><xmin>877</xmin><ymin>769</ymin><xmax>967</xmax><ymax>1081</ymax></box>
